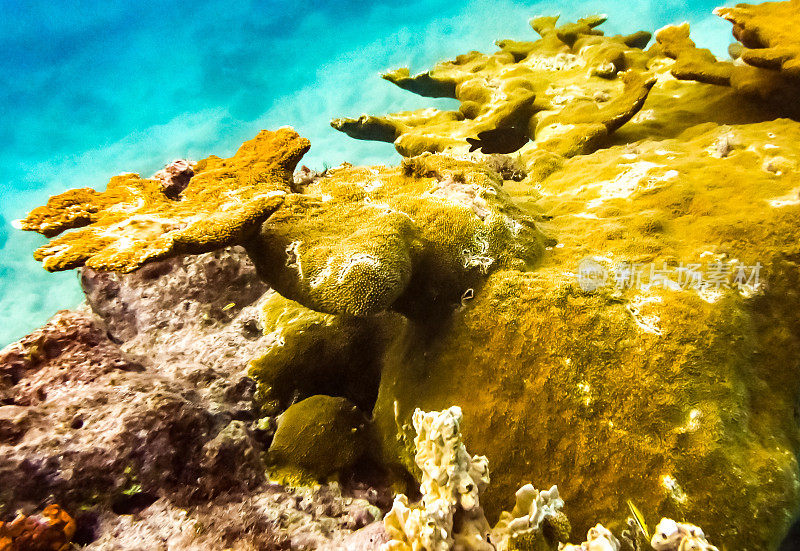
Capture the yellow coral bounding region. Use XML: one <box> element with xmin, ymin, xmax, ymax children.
<box><xmin>245</xmin><ymin>154</ymin><xmax>546</xmax><ymax>317</ymax></box>
<box><xmin>332</xmin><ymin>15</ymin><xmax>655</xmax><ymax>159</ymax></box>
<box><xmin>655</xmin><ymin>1</ymin><xmax>800</xmax><ymax>106</ymax></box>
<box><xmin>19</xmin><ymin>128</ymin><xmax>309</xmax><ymax>272</ymax></box>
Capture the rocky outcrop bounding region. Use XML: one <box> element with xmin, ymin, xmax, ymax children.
<box><xmin>0</xmin><ymin>246</ymin><xmax>392</xmax><ymax>549</ymax></box>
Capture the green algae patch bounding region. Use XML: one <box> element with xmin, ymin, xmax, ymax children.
<box><xmin>267</xmin><ymin>395</ymin><xmax>370</xmax><ymax>481</ymax></box>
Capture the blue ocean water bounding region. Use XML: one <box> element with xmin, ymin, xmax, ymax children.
<box><xmin>0</xmin><ymin>0</ymin><xmax>736</xmax><ymax>346</ymax></box>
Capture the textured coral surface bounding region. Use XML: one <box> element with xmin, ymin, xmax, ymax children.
<box><xmin>7</xmin><ymin>4</ymin><xmax>800</xmax><ymax>551</ymax></box>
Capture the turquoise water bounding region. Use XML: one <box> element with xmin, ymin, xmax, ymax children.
<box><xmin>0</xmin><ymin>0</ymin><xmax>736</xmax><ymax>346</ymax></box>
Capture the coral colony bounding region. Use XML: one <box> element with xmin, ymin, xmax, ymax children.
<box><xmin>4</xmin><ymin>1</ymin><xmax>800</xmax><ymax>549</ymax></box>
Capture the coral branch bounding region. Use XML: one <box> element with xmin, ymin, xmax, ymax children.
<box><xmin>333</xmin><ymin>15</ymin><xmax>655</xmax><ymax>158</ymax></box>
<box><xmin>18</xmin><ymin>128</ymin><xmax>309</xmax><ymax>273</ymax></box>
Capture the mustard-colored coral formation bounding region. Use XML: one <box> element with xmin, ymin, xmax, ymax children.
<box><xmin>373</xmin><ymin>118</ymin><xmax>800</xmax><ymax>551</ymax></box>
<box><xmin>246</xmin><ymin>154</ymin><xmax>546</xmax><ymax>317</ymax></box>
<box><xmin>16</xmin><ymin>4</ymin><xmax>800</xmax><ymax>551</ymax></box>
<box><xmin>332</xmin><ymin>15</ymin><xmax>655</xmax><ymax>159</ymax></box>
<box><xmin>655</xmin><ymin>0</ymin><xmax>800</xmax><ymax>110</ymax></box>
<box><xmin>17</xmin><ymin>128</ymin><xmax>309</xmax><ymax>272</ymax></box>
<box><xmin>21</xmin><ymin>133</ymin><xmax>545</xmax><ymax>319</ymax></box>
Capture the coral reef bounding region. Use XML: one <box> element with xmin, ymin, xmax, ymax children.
<box><xmin>492</xmin><ymin>485</ymin><xmax>569</xmax><ymax>551</ymax></box>
<box><xmin>9</xmin><ymin>4</ymin><xmax>800</xmax><ymax>551</ymax></box>
<box><xmin>247</xmin><ymin>290</ymin><xmax>394</xmax><ymax>415</ymax></box>
<box><xmin>246</xmin><ymin>154</ymin><xmax>546</xmax><ymax>318</ymax></box>
<box><xmin>382</xmin><ymin>406</ymin><xmax>493</xmax><ymax>551</ymax></box>
<box><xmin>560</xmin><ymin>524</ymin><xmax>620</xmax><ymax>551</ymax></box>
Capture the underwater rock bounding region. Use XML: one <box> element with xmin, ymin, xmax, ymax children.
<box><xmin>268</xmin><ymin>395</ymin><xmax>370</xmax><ymax>481</ymax></box>
<box><xmin>152</xmin><ymin>159</ymin><xmax>195</xmax><ymax>199</ymax></box>
<box><xmin>0</xmin><ymin>247</ymin><xmax>393</xmax><ymax>548</ymax></box>
<box><xmin>0</xmin><ymin>309</ymin><xmax>143</xmax><ymax>408</ymax></box>
<box><xmin>332</xmin><ymin>16</ymin><xmax>655</xmax><ymax>159</ymax></box>
<box><xmin>198</xmin><ymin>420</ymin><xmax>265</xmax><ymax>496</ymax></box>
<box><xmin>84</xmin><ymin>484</ymin><xmax>383</xmax><ymax>551</ymax></box>
<box><xmin>319</xmin><ymin>520</ymin><xmax>390</xmax><ymax>550</ymax></box>
<box><xmin>0</xmin><ymin>247</ymin><xmax>273</xmax><ymax>514</ymax></box>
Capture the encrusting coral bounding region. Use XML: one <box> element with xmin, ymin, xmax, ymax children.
<box><xmin>246</xmin><ymin>153</ymin><xmax>547</xmax><ymax>318</ymax></box>
<box><xmin>332</xmin><ymin>15</ymin><xmax>655</xmax><ymax>159</ymax></box>
<box><xmin>0</xmin><ymin>505</ymin><xmax>75</xmax><ymax>551</ymax></box>
<box><xmin>267</xmin><ymin>395</ymin><xmax>370</xmax><ymax>481</ymax></box>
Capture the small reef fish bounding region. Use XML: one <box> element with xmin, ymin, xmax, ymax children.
<box><xmin>466</xmin><ymin>126</ymin><xmax>530</xmax><ymax>154</ymax></box>
<box><xmin>627</xmin><ymin>499</ymin><xmax>650</xmax><ymax>540</ymax></box>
